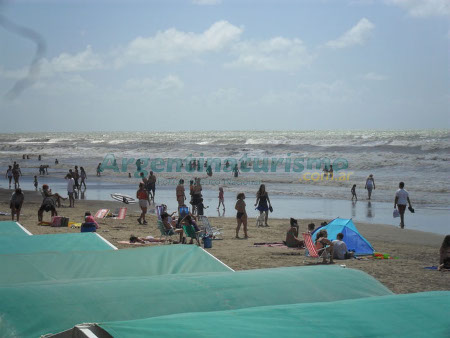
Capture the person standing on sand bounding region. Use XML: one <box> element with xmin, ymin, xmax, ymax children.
<box><xmin>217</xmin><ymin>187</ymin><xmax>225</xmax><ymax>211</ymax></box>
<box><xmin>66</xmin><ymin>174</ymin><xmax>75</xmax><ymax>208</ymax></box>
<box><xmin>176</xmin><ymin>179</ymin><xmax>186</xmax><ymax>207</ymax></box>
<box><xmin>235</xmin><ymin>193</ymin><xmax>248</xmax><ymax>238</ymax></box>
<box><xmin>136</xmin><ymin>183</ymin><xmax>149</xmax><ymax>225</ymax></box>
<box><xmin>140</xmin><ymin>172</ymin><xmax>151</xmax><ymax>204</ymax></box>
<box><xmin>148</xmin><ymin>171</ymin><xmax>156</xmax><ymax>202</ymax></box>
<box><xmin>10</xmin><ymin>188</ymin><xmax>24</xmax><ymax>222</ymax></box>
<box><xmin>12</xmin><ymin>164</ymin><xmax>21</xmax><ymax>188</ymax></box>
<box><xmin>365</xmin><ymin>174</ymin><xmax>375</xmax><ymax>200</ymax></box>
<box><xmin>5</xmin><ymin>165</ymin><xmax>13</xmax><ymax>189</ymax></box>
<box><xmin>394</xmin><ymin>181</ymin><xmax>413</xmax><ymax>229</ymax></box>
<box><xmin>255</xmin><ymin>184</ymin><xmax>272</xmax><ymax>227</ymax></box>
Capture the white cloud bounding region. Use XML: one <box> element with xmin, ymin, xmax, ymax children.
<box><xmin>385</xmin><ymin>0</ymin><xmax>450</xmax><ymax>17</ymax></box>
<box><xmin>192</xmin><ymin>0</ymin><xmax>222</xmax><ymax>5</ymax></box>
<box><xmin>325</xmin><ymin>18</ymin><xmax>375</xmax><ymax>48</ymax></box>
<box><xmin>226</xmin><ymin>37</ymin><xmax>313</xmax><ymax>71</ymax></box>
<box><xmin>364</xmin><ymin>72</ymin><xmax>388</xmax><ymax>80</ymax></box>
<box><xmin>124</xmin><ymin>75</ymin><xmax>184</xmax><ymax>92</ymax></box>
<box><xmin>116</xmin><ymin>21</ymin><xmax>243</xmax><ymax>67</ymax></box>
<box><xmin>50</xmin><ymin>46</ymin><xmax>103</xmax><ymax>72</ymax></box>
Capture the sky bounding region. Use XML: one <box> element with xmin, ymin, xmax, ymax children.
<box><xmin>0</xmin><ymin>0</ymin><xmax>449</xmax><ymax>132</ymax></box>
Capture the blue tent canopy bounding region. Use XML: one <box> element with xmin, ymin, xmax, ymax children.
<box><xmin>312</xmin><ymin>218</ymin><xmax>374</xmax><ymax>255</ymax></box>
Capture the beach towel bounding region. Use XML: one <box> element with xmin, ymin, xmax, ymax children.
<box><xmin>69</xmin><ymin>222</ymin><xmax>82</xmax><ymax>228</ymax></box>
<box><xmin>0</xmin><ymin>212</ymin><xmax>11</xmax><ymax>216</ymax></box>
<box><xmin>95</xmin><ymin>209</ymin><xmax>109</xmax><ymax>219</ymax></box>
<box><xmin>38</xmin><ymin>221</ymin><xmax>51</xmax><ymax>226</ymax></box>
<box><xmin>253</xmin><ymin>242</ymin><xmax>302</xmax><ymax>250</ymax></box>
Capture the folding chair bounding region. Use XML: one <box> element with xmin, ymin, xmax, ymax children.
<box><xmin>94</xmin><ymin>209</ymin><xmax>109</xmax><ymax>219</ymax></box>
<box><xmin>182</xmin><ymin>224</ymin><xmax>201</xmax><ymax>245</ymax></box>
<box><xmin>157</xmin><ymin>220</ymin><xmax>177</xmax><ymax>243</ymax></box>
<box><xmin>302</xmin><ymin>232</ymin><xmax>328</xmax><ymax>264</ymax></box>
<box><xmin>198</xmin><ymin>215</ymin><xmax>222</xmax><ymax>238</ymax></box>
<box><xmin>178</xmin><ymin>206</ymin><xmax>189</xmax><ymax>219</ymax></box>
<box><xmin>113</xmin><ymin>207</ymin><xmax>127</xmax><ymax>220</ymax></box>
<box><xmin>155</xmin><ymin>205</ymin><xmax>164</xmax><ymax>220</ymax></box>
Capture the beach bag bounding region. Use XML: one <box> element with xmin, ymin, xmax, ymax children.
<box><xmin>393</xmin><ymin>209</ymin><xmax>400</xmax><ymax>218</ymax></box>
<box><xmin>51</xmin><ymin>216</ymin><xmax>69</xmax><ymax>227</ymax></box>
<box><xmin>269</xmin><ymin>205</ymin><xmax>273</xmax><ymax>213</ymax></box>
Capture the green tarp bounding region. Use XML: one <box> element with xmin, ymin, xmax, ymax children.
<box><xmin>0</xmin><ymin>245</ymin><xmax>232</xmax><ymax>285</ymax></box>
<box><xmin>0</xmin><ymin>221</ymin><xmax>32</xmax><ymax>237</ymax></box>
<box><xmin>99</xmin><ymin>291</ymin><xmax>450</xmax><ymax>338</ymax></box>
<box><xmin>0</xmin><ymin>233</ymin><xmax>115</xmax><ymax>255</ymax></box>
<box><xmin>0</xmin><ymin>266</ymin><xmax>392</xmax><ymax>337</ymax></box>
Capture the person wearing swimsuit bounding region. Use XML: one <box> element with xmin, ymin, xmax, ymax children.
<box><xmin>255</xmin><ymin>184</ymin><xmax>271</xmax><ymax>227</ymax></box>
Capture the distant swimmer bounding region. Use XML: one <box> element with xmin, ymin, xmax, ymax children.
<box><xmin>38</xmin><ymin>155</ymin><xmax>41</xmax><ymax>161</ymax></box>
<box><xmin>365</xmin><ymin>174</ymin><xmax>375</xmax><ymax>200</ymax></box>
<box><xmin>55</xmin><ymin>159</ymin><xmax>59</xmax><ymax>165</ymax></box>
<box><xmin>232</xmin><ymin>164</ymin><xmax>239</xmax><ymax>178</ymax></box>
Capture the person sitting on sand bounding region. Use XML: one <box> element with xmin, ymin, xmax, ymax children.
<box><xmin>315</xmin><ymin>229</ymin><xmax>334</xmax><ymax>264</ymax></box>
<box><xmin>307</xmin><ymin>223</ymin><xmax>315</xmax><ymax>233</ymax></box>
<box><xmin>81</xmin><ymin>212</ymin><xmax>99</xmax><ymax>232</ymax></box>
<box><xmin>235</xmin><ymin>193</ymin><xmax>248</xmax><ymax>239</ymax></box>
<box><xmin>161</xmin><ymin>212</ymin><xmax>183</xmax><ymax>242</ymax></box>
<box><xmin>438</xmin><ymin>235</ymin><xmax>450</xmax><ymax>271</ymax></box>
<box><xmin>332</xmin><ymin>233</ymin><xmax>354</xmax><ymax>260</ymax></box>
<box><xmin>180</xmin><ymin>214</ymin><xmax>201</xmax><ymax>245</ymax></box>
<box><xmin>10</xmin><ymin>188</ymin><xmax>24</xmax><ymax>222</ymax></box>
<box><xmin>285</xmin><ymin>218</ymin><xmax>304</xmax><ymax>248</ymax></box>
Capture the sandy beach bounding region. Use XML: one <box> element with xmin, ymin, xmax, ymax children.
<box><xmin>1</xmin><ymin>188</ymin><xmax>448</xmax><ymax>295</ymax></box>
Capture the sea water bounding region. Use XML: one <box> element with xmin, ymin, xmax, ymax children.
<box><xmin>0</xmin><ymin>130</ymin><xmax>448</xmax><ymax>234</ymax></box>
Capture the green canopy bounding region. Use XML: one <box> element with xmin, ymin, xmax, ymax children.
<box><xmin>0</xmin><ymin>233</ymin><xmax>115</xmax><ymax>255</ymax></box>
<box><xmin>0</xmin><ymin>266</ymin><xmax>392</xmax><ymax>337</ymax></box>
<box><xmin>0</xmin><ymin>221</ymin><xmax>32</xmax><ymax>237</ymax></box>
<box><xmin>0</xmin><ymin>245</ymin><xmax>232</xmax><ymax>285</ymax></box>
<box><xmin>98</xmin><ymin>291</ymin><xmax>450</xmax><ymax>338</ymax></box>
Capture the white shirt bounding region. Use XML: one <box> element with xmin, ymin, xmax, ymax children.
<box><xmin>332</xmin><ymin>240</ymin><xmax>348</xmax><ymax>260</ymax></box>
<box><xmin>395</xmin><ymin>188</ymin><xmax>409</xmax><ymax>205</ymax></box>
<box><xmin>67</xmin><ymin>178</ymin><xmax>75</xmax><ymax>193</ymax></box>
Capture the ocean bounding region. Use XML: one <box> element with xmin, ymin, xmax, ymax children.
<box><xmin>0</xmin><ymin>130</ymin><xmax>449</xmax><ymax>234</ymax></box>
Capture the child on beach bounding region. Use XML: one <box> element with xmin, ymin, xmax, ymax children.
<box><xmin>217</xmin><ymin>187</ymin><xmax>225</xmax><ymax>211</ymax></box>
<box><xmin>34</xmin><ymin>176</ymin><xmax>38</xmax><ymax>191</ymax></box>
<box><xmin>235</xmin><ymin>193</ymin><xmax>248</xmax><ymax>239</ymax></box>
<box><xmin>10</xmin><ymin>188</ymin><xmax>24</xmax><ymax>222</ymax></box>
<box><xmin>351</xmin><ymin>184</ymin><xmax>357</xmax><ymax>201</ymax></box>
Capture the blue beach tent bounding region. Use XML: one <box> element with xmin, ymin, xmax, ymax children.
<box><xmin>312</xmin><ymin>218</ymin><xmax>374</xmax><ymax>255</ymax></box>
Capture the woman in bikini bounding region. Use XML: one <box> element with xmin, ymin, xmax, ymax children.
<box><xmin>235</xmin><ymin>193</ymin><xmax>248</xmax><ymax>238</ymax></box>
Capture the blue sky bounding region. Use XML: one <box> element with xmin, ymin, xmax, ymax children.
<box><xmin>0</xmin><ymin>0</ymin><xmax>448</xmax><ymax>132</ymax></box>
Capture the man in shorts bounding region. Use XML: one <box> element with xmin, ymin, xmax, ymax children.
<box><xmin>147</xmin><ymin>171</ymin><xmax>156</xmax><ymax>202</ymax></box>
<box><xmin>66</xmin><ymin>174</ymin><xmax>75</xmax><ymax>208</ymax></box>
<box><xmin>394</xmin><ymin>182</ymin><xmax>413</xmax><ymax>229</ymax></box>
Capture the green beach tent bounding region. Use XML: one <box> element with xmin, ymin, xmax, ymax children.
<box><xmin>0</xmin><ymin>232</ymin><xmax>116</xmax><ymax>255</ymax></box>
<box><xmin>0</xmin><ymin>266</ymin><xmax>392</xmax><ymax>337</ymax></box>
<box><xmin>0</xmin><ymin>245</ymin><xmax>232</xmax><ymax>286</ymax></box>
<box><xmin>0</xmin><ymin>221</ymin><xmax>32</xmax><ymax>237</ymax></box>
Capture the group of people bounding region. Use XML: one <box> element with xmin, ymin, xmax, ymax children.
<box><xmin>351</xmin><ymin>175</ymin><xmax>414</xmax><ymax>229</ymax></box>
<box><xmin>5</xmin><ymin>162</ymin><xmax>22</xmax><ymax>189</ymax></box>
<box><xmin>285</xmin><ymin>219</ymin><xmax>353</xmax><ymax>264</ymax></box>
